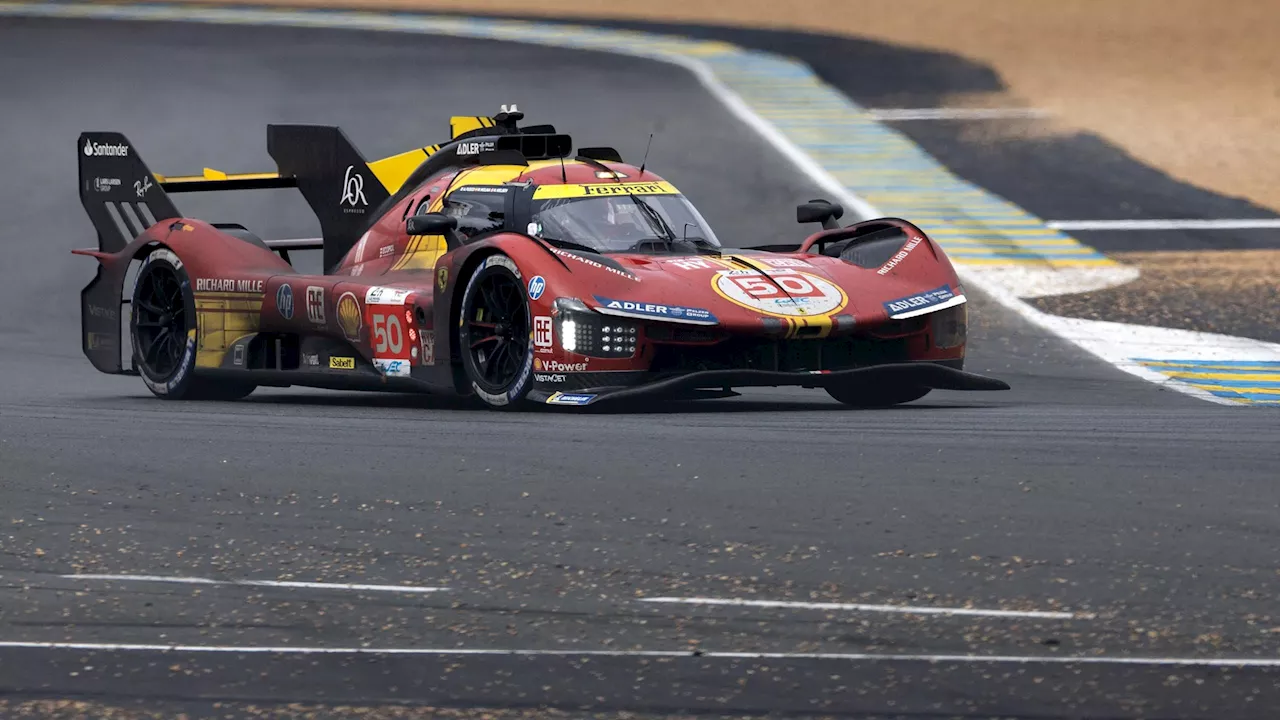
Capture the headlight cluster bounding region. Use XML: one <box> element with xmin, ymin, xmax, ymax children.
<box><xmin>931</xmin><ymin>303</ymin><xmax>967</xmax><ymax>349</ymax></box>
<box><xmin>553</xmin><ymin>298</ymin><xmax>638</xmax><ymax>359</ymax></box>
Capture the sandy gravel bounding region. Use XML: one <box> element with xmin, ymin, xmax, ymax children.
<box><xmin>1032</xmin><ymin>249</ymin><xmax>1280</xmax><ymax>343</ymax></box>
<box><xmin>174</xmin><ymin>0</ymin><xmax>1280</xmax><ymax>213</ymax></box>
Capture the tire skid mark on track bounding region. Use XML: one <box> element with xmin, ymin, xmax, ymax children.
<box><xmin>62</xmin><ymin>573</ymin><xmax>449</xmax><ymax>594</ymax></box>
<box><xmin>639</xmin><ymin>595</ymin><xmax>1091</xmax><ymax>620</ymax></box>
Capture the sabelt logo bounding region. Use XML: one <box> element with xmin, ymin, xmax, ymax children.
<box><xmin>83</xmin><ymin>139</ymin><xmax>129</xmax><ymax>157</ymax></box>
<box><xmin>535</xmin><ymin>358</ymin><xmax>589</xmax><ymax>373</ymax></box>
<box><xmin>329</xmin><ymin>356</ymin><xmax>355</xmax><ymax>370</ymax></box>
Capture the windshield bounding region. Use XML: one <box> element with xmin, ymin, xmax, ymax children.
<box><xmin>528</xmin><ymin>193</ymin><xmax>722</xmax><ymax>254</ymax></box>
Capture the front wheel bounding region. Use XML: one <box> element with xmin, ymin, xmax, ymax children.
<box><xmin>130</xmin><ymin>248</ymin><xmax>255</xmax><ymax>401</ymax></box>
<box><xmin>825</xmin><ymin>383</ymin><xmax>930</xmax><ymax>408</ymax></box>
<box><xmin>457</xmin><ymin>255</ymin><xmax>534</xmax><ymax>410</ymax></box>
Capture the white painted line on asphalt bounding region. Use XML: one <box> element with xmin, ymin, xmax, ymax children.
<box><xmin>62</xmin><ymin>574</ymin><xmax>448</xmax><ymax>594</ymax></box>
<box><xmin>640</xmin><ymin>596</ymin><xmax>1091</xmax><ymax>620</ymax></box>
<box><xmin>866</xmin><ymin>108</ymin><xmax>1052</xmax><ymax>121</ymax></box>
<box><xmin>1047</xmin><ymin>219</ymin><xmax>1280</xmax><ymax>231</ymax></box>
<box><xmin>1</xmin><ymin>641</ymin><xmax>1278</xmax><ymax>667</ymax></box>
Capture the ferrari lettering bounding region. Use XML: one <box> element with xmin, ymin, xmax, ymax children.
<box><xmin>533</xmin><ymin>181</ymin><xmax>679</xmax><ymax>201</ymax></box>
<box><xmin>582</xmin><ymin>182</ymin><xmax>666</xmax><ymax>196</ymax></box>
<box><xmin>196</xmin><ymin>278</ymin><xmax>264</xmax><ymax>293</ymax></box>
<box><xmin>877</xmin><ymin>236</ymin><xmax>923</xmax><ymax>275</ymax></box>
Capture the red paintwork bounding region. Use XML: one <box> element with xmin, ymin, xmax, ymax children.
<box><xmin>83</xmin><ymin>158</ymin><xmax>965</xmax><ymax>386</ymax></box>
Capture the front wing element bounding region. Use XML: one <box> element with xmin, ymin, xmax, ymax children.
<box><xmin>526</xmin><ymin>362</ymin><xmax>1009</xmax><ymax>406</ymax></box>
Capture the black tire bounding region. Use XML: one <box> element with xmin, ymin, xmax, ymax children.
<box><xmin>130</xmin><ymin>248</ymin><xmax>256</xmax><ymax>401</ymax></box>
<box><xmin>457</xmin><ymin>254</ymin><xmax>534</xmax><ymax>410</ymax></box>
<box><xmin>825</xmin><ymin>383</ymin><xmax>930</xmax><ymax>408</ymax></box>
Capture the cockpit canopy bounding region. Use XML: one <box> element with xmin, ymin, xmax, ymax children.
<box><xmin>437</xmin><ymin>180</ymin><xmax>722</xmax><ymax>254</ymax></box>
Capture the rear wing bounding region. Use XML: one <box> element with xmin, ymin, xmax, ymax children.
<box><xmin>78</xmin><ymin>126</ymin><xmax>401</xmax><ymax>270</ymax></box>
<box><xmin>77</xmin><ymin>107</ymin><xmax>583</xmax><ymax>269</ymax></box>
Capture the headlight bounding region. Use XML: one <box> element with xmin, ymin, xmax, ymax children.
<box><xmin>560</xmin><ymin>318</ymin><xmax>578</xmax><ymax>352</ymax></box>
<box><xmin>553</xmin><ymin>297</ymin><xmax>638</xmax><ymax>359</ymax></box>
<box><xmin>931</xmin><ymin>303</ymin><xmax>967</xmax><ymax>349</ymax></box>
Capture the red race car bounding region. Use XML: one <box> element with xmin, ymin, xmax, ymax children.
<box><xmin>75</xmin><ymin>107</ymin><xmax>1008</xmax><ymax>409</ymax></box>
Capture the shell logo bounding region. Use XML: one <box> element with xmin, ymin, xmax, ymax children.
<box><xmin>336</xmin><ymin>292</ymin><xmax>361</xmax><ymax>340</ymax></box>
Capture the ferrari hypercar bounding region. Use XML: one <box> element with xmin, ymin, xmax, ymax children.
<box><xmin>75</xmin><ymin>107</ymin><xmax>1008</xmax><ymax>409</ymax></box>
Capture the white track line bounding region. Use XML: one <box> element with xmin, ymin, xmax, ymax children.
<box><xmin>1</xmin><ymin>641</ymin><xmax>1278</xmax><ymax>667</ymax></box>
<box><xmin>62</xmin><ymin>574</ymin><xmax>447</xmax><ymax>594</ymax></box>
<box><xmin>1047</xmin><ymin>219</ymin><xmax>1280</xmax><ymax>231</ymax></box>
<box><xmin>866</xmin><ymin>107</ymin><xmax>1051</xmax><ymax>121</ymax></box>
<box><xmin>639</xmin><ymin>596</ymin><xmax>1091</xmax><ymax>620</ymax></box>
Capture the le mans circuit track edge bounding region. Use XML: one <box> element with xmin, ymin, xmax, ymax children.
<box><xmin>2</xmin><ymin>0</ymin><xmax>1279</xmax><ymax>405</ymax></box>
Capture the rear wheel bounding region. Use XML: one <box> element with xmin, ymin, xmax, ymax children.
<box><xmin>825</xmin><ymin>383</ymin><xmax>930</xmax><ymax>408</ymax></box>
<box><xmin>131</xmin><ymin>248</ymin><xmax>255</xmax><ymax>401</ymax></box>
<box><xmin>458</xmin><ymin>255</ymin><xmax>534</xmax><ymax>410</ymax></box>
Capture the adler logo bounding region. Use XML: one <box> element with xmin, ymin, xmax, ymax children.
<box><xmin>83</xmin><ymin>139</ymin><xmax>129</xmax><ymax>157</ymax></box>
<box><xmin>456</xmin><ymin>140</ymin><xmax>497</xmax><ymax>156</ymax></box>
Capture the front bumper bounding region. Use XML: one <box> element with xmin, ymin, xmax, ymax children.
<box><xmin>527</xmin><ymin>361</ymin><xmax>1009</xmax><ymax>406</ymax></box>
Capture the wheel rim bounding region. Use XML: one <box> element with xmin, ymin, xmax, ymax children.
<box><xmin>465</xmin><ymin>270</ymin><xmax>529</xmax><ymax>391</ymax></box>
<box><xmin>134</xmin><ymin>262</ymin><xmax>187</xmax><ymax>378</ymax></box>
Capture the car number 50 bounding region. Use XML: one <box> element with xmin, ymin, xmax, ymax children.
<box><xmin>372</xmin><ymin>313</ymin><xmax>404</xmax><ymax>354</ymax></box>
<box><xmin>732</xmin><ymin>274</ymin><xmax>818</xmax><ymax>297</ymax></box>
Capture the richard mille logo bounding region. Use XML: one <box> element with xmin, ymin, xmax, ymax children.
<box><xmin>341</xmin><ymin>165</ymin><xmax>367</xmax><ymax>214</ymax></box>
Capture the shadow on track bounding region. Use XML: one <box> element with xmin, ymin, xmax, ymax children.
<box><xmin>214</xmin><ymin>391</ymin><xmax>1001</xmax><ymax>415</ymax></box>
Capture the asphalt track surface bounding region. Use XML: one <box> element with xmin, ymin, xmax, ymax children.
<box><xmin>1</xmin><ymin>16</ymin><xmax>1279</xmax><ymax>718</ymax></box>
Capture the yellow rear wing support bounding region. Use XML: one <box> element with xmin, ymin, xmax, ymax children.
<box><xmin>154</xmin><ymin>168</ymin><xmax>297</xmax><ymax>193</ymax></box>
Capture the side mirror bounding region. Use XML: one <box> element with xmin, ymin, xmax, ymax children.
<box><xmin>406</xmin><ymin>212</ymin><xmax>458</xmax><ymax>236</ymax></box>
<box><xmin>797</xmin><ymin>199</ymin><xmax>845</xmax><ymax>230</ymax></box>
